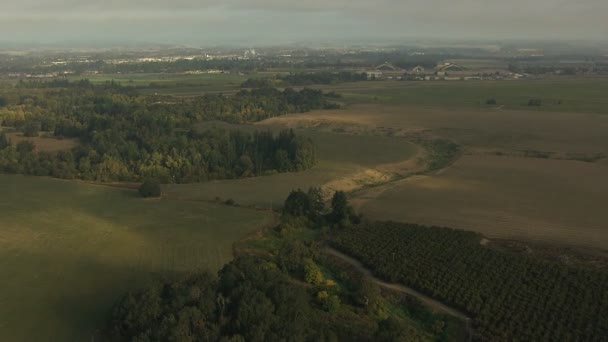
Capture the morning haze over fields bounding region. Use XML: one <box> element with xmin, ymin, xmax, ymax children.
<box><xmin>1</xmin><ymin>0</ymin><xmax>607</xmax><ymax>341</ymax></box>
<box><xmin>2</xmin><ymin>0</ymin><xmax>608</xmax><ymax>43</ymax></box>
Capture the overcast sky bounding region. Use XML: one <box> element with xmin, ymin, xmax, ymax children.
<box><xmin>1</xmin><ymin>0</ymin><xmax>607</xmax><ymax>45</ymax></box>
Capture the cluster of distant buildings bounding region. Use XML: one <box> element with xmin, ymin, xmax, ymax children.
<box><xmin>365</xmin><ymin>62</ymin><xmax>525</xmax><ymax>81</ymax></box>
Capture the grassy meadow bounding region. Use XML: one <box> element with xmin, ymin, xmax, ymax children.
<box><xmin>67</xmin><ymin>72</ymin><xmax>251</xmax><ymax>95</ymax></box>
<box><xmin>354</xmin><ymin>155</ymin><xmax>608</xmax><ymax>249</ymax></box>
<box><xmin>316</xmin><ymin>78</ymin><xmax>608</xmax><ymax>114</ymax></box>
<box><xmin>0</xmin><ymin>174</ymin><xmax>274</xmax><ymax>341</ymax></box>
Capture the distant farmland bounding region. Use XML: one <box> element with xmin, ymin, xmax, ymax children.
<box><xmin>316</xmin><ymin>78</ymin><xmax>608</xmax><ymax>114</ymax></box>
<box><xmin>355</xmin><ymin>155</ymin><xmax>608</xmax><ymax>249</ymax></box>
<box><xmin>0</xmin><ymin>174</ymin><xmax>274</xmax><ymax>341</ymax></box>
<box><xmin>254</xmin><ymin>99</ymin><xmax>608</xmax><ymax>249</ymax></box>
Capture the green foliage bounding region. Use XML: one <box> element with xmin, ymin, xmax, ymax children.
<box><xmin>16</xmin><ymin>140</ymin><xmax>35</xmax><ymax>155</ymax></box>
<box><xmin>323</xmin><ymin>295</ymin><xmax>341</xmax><ymax>313</ymax></box>
<box><xmin>138</xmin><ymin>179</ymin><xmax>161</xmax><ymax>198</ymax></box>
<box><xmin>282</xmin><ymin>187</ymin><xmax>326</xmax><ymax>225</ymax></box>
<box><xmin>106</xmin><ymin>273</ymin><xmax>219</xmax><ymax>341</ymax></box>
<box><xmin>0</xmin><ymin>82</ymin><xmax>323</xmax><ymax>183</ymax></box>
<box><xmin>354</xmin><ymin>277</ymin><xmax>382</xmax><ymax>312</ymax></box>
<box><xmin>277</xmin><ymin>239</ymin><xmax>317</xmax><ymax>276</ymax></box>
<box><xmin>329</xmin><ymin>191</ymin><xmax>358</xmax><ymax>227</ymax></box>
<box><xmin>307</xmin><ymin>187</ymin><xmax>325</xmax><ymax>223</ymax></box>
<box><xmin>283</xmin><ymin>189</ymin><xmax>311</xmax><ymax>217</ymax></box>
<box><xmin>303</xmin><ymin>258</ymin><xmax>324</xmax><ymax>285</ymax></box>
<box><xmin>279</xmin><ymin>72</ymin><xmax>368</xmax><ymax>86</ymax></box>
<box><xmin>0</xmin><ymin>132</ymin><xmax>9</xmax><ymax>149</ymax></box>
<box><xmin>241</xmin><ymin>78</ymin><xmax>274</xmax><ymax>88</ymax></box>
<box><xmin>22</xmin><ymin>122</ymin><xmax>39</xmax><ymax>137</ymax></box>
<box><xmin>107</xmin><ymin>256</ymin><xmax>319</xmax><ymax>341</ymax></box>
<box><xmin>316</xmin><ymin>290</ymin><xmax>341</xmax><ymax>313</ymax></box>
<box><xmin>0</xmin><ymin>127</ymin><xmax>316</xmax><ymax>183</ymax></box>
<box><xmin>421</xmin><ymin>139</ymin><xmax>461</xmax><ymax>172</ymax></box>
<box><xmin>375</xmin><ymin>317</ymin><xmax>422</xmax><ymax>342</ymax></box>
<box><xmin>528</xmin><ymin>98</ymin><xmax>543</xmax><ymax>106</ymax></box>
<box><xmin>0</xmin><ymin>96</ymin><xmax>7</xmax><ymax>108</ymax></box>
<box><xmin>486</xmin><ymin>98</ymin><xmax>497</xmax><ymax>105</ymax></box>
<box><xmin>332</xmin><ymin>222</ymin><xmax>608</xmax><ymax>341</ymax></box>
<box><xmin>282</xmin><ymin>189</ymin><xmax>357</xmax><ymax>228</ymax></box>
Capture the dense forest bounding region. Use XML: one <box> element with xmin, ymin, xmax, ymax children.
<box><xmin>105</xmin><ymin>254</ymin><xmax>456</xmax><ymax>341</ymax></box>
<box><xmin>0</xmin><ymin>81</ymin><xmax>334</xmax><ymax>182</ymax></box>
<box><xmin>331</xmin><ymin>222</ymin><xmax>608</xmax><ymax>341</ymax></box>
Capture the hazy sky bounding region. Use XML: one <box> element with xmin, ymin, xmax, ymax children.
<box><xmin>1</xmin><ymin>0</ymin><xmax>607</xmax><ymax>45</ymax></box>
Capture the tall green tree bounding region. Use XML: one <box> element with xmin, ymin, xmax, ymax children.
<box><xmin>283</xmin><ymin>189</ymin><xmax>311</xmax><ymax>217</ymax></box>
<box><xmin>330</xmin><ymin>191</ymin><xmax>351</xmax><ymax>226</ymax></box>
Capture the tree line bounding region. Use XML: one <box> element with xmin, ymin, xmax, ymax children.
<box><xmin>0</xmin><ymin>81</ymin><xmax>334</xmax><ymax>182</ymax></box>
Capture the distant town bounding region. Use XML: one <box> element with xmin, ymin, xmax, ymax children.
<box><xmin>1</xmin><ymin>42</ymin><xmax>607</xmax><ymax>82</ymax></box>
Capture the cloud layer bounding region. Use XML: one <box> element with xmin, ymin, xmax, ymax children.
<box><xmin>1</xmin><ymin>0</ymin><xmax>606</xmax><ymax>44</ymax></box>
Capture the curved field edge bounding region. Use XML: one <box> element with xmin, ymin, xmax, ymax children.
<box><xmin>164</xmin><ymin>128</ymin><xmax>424</xmax><ymax>207</ymax></box>
<box><xmin>0</xmin><ymin>174</ymin><xmax>274</xmax><ymax>341</ymax></box>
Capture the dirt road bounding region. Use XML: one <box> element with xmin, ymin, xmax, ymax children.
<box><xmin>324</xmin><ymin>247</ymin><xmax>471</xmax><ymax>322</ymax></box>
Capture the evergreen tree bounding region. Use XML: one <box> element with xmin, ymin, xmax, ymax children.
<box><xmin>283</xmin><ymin>189</ymin><xmax>311</xmax><ymax>217</ymax></box>
<box><xmin>330</xmin><ymin>191</ymin><xmax>351</xmax><ymax>226</ymax></box>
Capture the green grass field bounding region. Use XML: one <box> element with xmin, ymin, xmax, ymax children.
<box><xmin>0</xmin><ymin>174</ymin><xmax>274</xmax><ymax>341</ymax></box>
<box><xmin>317</xmin><ymin>78</ymin><xmax>608</xmax><ymax>114</ymax></box>
<box><xmin>354</xmin><ymin>155</ymin><xmax>608</xmax><ymax>249</ymax></box>
<box><xmin>66</xmin><ymin>72</ymin><xmax>251</xmax><ymax>95</ymax></box>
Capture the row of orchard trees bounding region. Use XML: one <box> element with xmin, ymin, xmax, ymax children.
<box><xmin>0</xmin><ymin>81</ymin><xmax>330</xmax><ymax>182</ymax></box>
<box><xmin>331</xmin><ymin>222</ymin><xmax>608</xmax><ymax>342</ymax></box>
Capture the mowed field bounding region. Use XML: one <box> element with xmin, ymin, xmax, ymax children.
<box><xmin>0</xmin><ymin>174</ymin><xmax>274</xmax><ymax>341</ymax></box>
<box><xmin>278</xmin><ymin>104</ymin><xmax>608</xmax><ymax>155</ymax></box>
<box><xmin>203</xmin><ymin>92</ymin><xmax>607</xmax><ymax>249</ymax></box>
<box><xmin>314</xmin><ymin>78</ymin><xmax>608</xmax><ymax>114</ymax></box>
<box><xmin>354</xmin><ymin>155</ymin><xmax>608</xmax><ymax>249</ymax></box>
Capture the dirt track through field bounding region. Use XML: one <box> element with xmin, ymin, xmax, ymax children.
<box><xmin>324</xmin><ymin>247</ymin><xmax>471</xmax><ymax>322</ymax></box>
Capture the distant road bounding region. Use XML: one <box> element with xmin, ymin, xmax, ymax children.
<box><xmin>324</xmin><ymin>247</ymin><xmax>471</xmax><ymax>322</ymax></box>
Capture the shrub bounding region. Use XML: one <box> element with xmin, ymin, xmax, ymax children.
<box><xmin>486</xmin><ymin>98</ymin><xmax>497</xmax><ymax>105</ymax></box>
<box><xmin>138</xmin><ymin>179</ymin><xmax>161</xmax><ymax>198</ymax></box>
<box><xmin>304</xmin><ymin>259</ymin><xmax>324</xmax><ymax>285</ymax></box>
<box><xmin>528</xmin><ymin>98</ymin><xmax>542</xmax><ymax>106</ymax></box>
